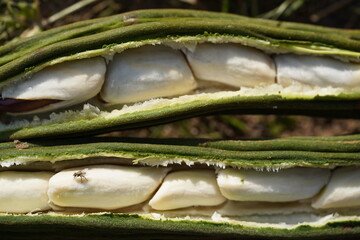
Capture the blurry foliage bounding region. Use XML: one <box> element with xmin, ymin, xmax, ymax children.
<box><xmin>259</xmin><ymin>0</ymin><xmax>305</xmax><ymax>19</ymax></box>
<box><xmin>1</xmin><ymin>0</ymin><xmax>360</xmax><ymax>139</ymax></box>
<box><xmin>0</xmin><ymin>0</ymin><xmax>40</xmax><ymax>44</ymax></box>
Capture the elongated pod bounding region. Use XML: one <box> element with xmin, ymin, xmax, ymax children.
<box><xmin>0</xmin><ymin>9</ymin><xmax>360</xmax><ymax>141</ymax></box>
<box><xmin>0</xmin><ymin>135</ymin><xmax>360</xmax><ymax>239</ymax></box>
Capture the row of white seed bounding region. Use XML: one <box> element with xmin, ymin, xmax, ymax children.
<box><xmin>0</xmin><ymin>165</ymin><xmax>359</xmax><ymax>214</ymax></box>
<box><xmin>2</xmin><ymin>43</ymin><xmax>360</xmax><ymax>114</ymax></box>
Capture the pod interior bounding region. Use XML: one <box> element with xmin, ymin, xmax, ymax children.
<box><xmin>1</xmin><ymin>136</ymin><xmax>360</xmax><ymax>239</ymax></box>
<box><xmin>1</xmin><ymin>9</ymin><xmax>360</xmax><ymax>141</ymax></box>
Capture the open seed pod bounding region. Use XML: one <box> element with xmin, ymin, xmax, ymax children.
<box><xmin>0</xmin><ymin>9</ymin><xmax>360</xmax><ymax>141</ymax></box>
<box><xmin>1</xmin><ymin>135</ymin><xmax>360</xmax><ymax>239</ymax></box>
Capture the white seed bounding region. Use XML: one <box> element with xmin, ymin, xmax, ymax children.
<box><xmin>217</xmin><ymin>168</ymin><xmax>330</xmax><ymax>202</ymax></box>
<box><xmin>100</xmin><ymin>45</ymin><xmax>197</xmax><ymax>104</ymax></box>
<box><xmin>275</xmin><ymin>54</ymin><xmax>360</xmax><ymax>88</ymax></box>
<box><xmin>2</xmin><ymin>57</ymin><xmax>106</xmax><ymax>112</ymax></box>
<box><xmin>47</xmin><ymin>165</ymin><xmax>170</xmax><ymax>210</ymax></box>
<box><xmin>184</xmin><ymin>43</ymin><xmax>276</xmax><ymax>88</ymax></box>
<box><xmin>312</xmin><ymin>167</ymin><xmax>360</xmax><ymax>209</ymax></box>
<box><xmin>0</xmin><ymin>171</ymin><xmax>53</xmax><ymax>213</ymax></box>
<box><xmin>149</xmin><ymin>170</ymin><xmax>226</xmax><ymax>210</ymax></box>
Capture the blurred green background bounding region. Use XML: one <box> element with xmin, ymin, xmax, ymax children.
<box><xmin>1</xmin><ymin>0</ymin><xmax>360</xmax><ymax>139</ymax></box>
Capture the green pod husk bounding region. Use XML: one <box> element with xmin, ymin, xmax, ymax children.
<box><xmin>1</xmin><ymin>135</ymin><xmax>360</xmax><ymax>239</ymax></box>
<box><xmin>2</xmin><ymin>213</ymin><xmax>360</xmax><ymax>240</ymax></box>
<box><xmin>0</xmin><ymin>9</ymin><xmax>360</xmax><ymax>141</ymax></box>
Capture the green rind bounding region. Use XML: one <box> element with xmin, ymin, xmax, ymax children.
<box><xmin>3</xmin><ymin>134</ymin><xmax>360</xmax><ymax>150</ymax></box>
<box><xmin>1</xmin><ymin>213</ymin><xmax>360</xmax><ymax>240</ymax></box>
<box><xmin>1</xmin><ymin>95</ymin><xmax>360</xmax><ymax>142</ymax></box>
<box><xmin>1</xmin><ymin>9</ymin><xmax>358</xmax><ymax>68</ymax></box>
<box><xmin>204</xmin><ymin>139</ymin><xmax>360</xmax><ymax>152</ymax></box>
<box><xmin>2</xmin><ymin>8</ymin><xmax>357</xmax><ymax>60</ymax></box>
<box><xmin>1</xmin><ymin>137</ymin><xmax>359</xmax><ymax>168</ymax></box>
<box><xmin>0</xmin><ymin>9</ymin><xmax>250</xmax><ymax>66</ymax></box>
